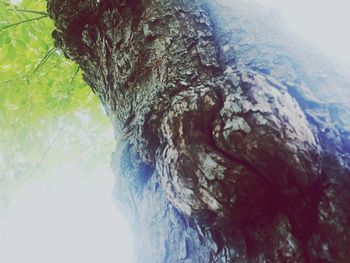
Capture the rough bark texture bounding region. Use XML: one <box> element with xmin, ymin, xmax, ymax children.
<box><xmin>48</xmin><ymin>0</ymin><xmax>350</xmax><ymax>262</ymax></box>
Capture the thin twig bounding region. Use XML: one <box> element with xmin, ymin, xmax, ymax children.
<box><xmin>0</xmin><ymin>15</ymin><xmax>48</xmax><ymax>30</ymax></box>
<box><xmin>28</xmin><ymin>126</ymin><xmax>64</xmax><ymax>178</ymax></box>
<box><xmin>29</xmin><ymin>47</ymin><xmax>56</xmax><ymax>78</ymax></box>
<box><xmin>7</xmin><ymin>8</ymin><xmax>48</xmax><ymax>16</ymax></box>
<box><xmin>69</xmin><ymin>66</ymin><xmax>80</xmax><ymax>87</ymax></box>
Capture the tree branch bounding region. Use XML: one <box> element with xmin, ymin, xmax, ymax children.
<box><xmin>0</xmin><ymin>15</ymin><xmax>48</xmax><ymax>31</ymax></box>
<box><xmin>29</xmin><ymin>47</ymin><xmax>56</xmax><ymax>78</ymax></box>
<box><xmin>7</xmin><ymin>8</ymin><xmax>48</xmax><ymax>16</ymax></box>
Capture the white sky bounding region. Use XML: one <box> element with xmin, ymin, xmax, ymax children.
<box><xmin>0</xmin><ymin>171</ymin><xmax>134</xmax><ymax>263</ymax></box>
<box><xmin>254</xmin><ymin>0</ymin><xmax>350</xmax><ymax>64</ymax></box>
<box><xmin>0</xmin><ymin>113</ymin><xmax>134</xmax><ymax>263</ymax></box>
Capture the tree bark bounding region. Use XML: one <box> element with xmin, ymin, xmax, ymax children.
<box><xmin>48</xmin><ymin>0</ymin><xmax>350</xmax><ymax>262</ymax></box>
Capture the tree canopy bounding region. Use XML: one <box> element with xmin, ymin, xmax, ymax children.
<box><xmin>0</xmin><ymin>0</ymin><xmax>114</xmax><ymax>211</ymax></box>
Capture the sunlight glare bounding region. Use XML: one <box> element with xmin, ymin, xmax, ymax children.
<box><xmin>10</xmin><ymin>0</ymin><xmax>22</xmax><ymax>5</ymax></box>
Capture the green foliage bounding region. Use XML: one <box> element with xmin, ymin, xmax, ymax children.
<box><xmin>0</xmin><ymin>0</ymin><xmax>93</xmax><ymax>121</ymax></box>
<box><xmin>0</xmin><ymin>0</ymin><xmax>114</xmax><ymax>208</ymax></box>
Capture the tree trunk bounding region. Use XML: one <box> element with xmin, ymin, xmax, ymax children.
<box><xmin>48</xmin><ymin>0</ymin><xmax>350</xmax><ymax>262</ymax></box>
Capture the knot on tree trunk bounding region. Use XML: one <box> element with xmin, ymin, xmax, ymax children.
<box><xmin>156</xmin><ymin>72</ymin><xmax>321</xmax><ymax>229</ymax></box>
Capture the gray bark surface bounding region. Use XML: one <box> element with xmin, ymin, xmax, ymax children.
<box><xmin>48</xmin><ymin>0</ymin><xmax>350</xmax><ymax>262</ymax></box>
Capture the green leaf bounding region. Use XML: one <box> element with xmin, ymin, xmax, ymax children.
<box><xmin>15</xmin><ymin>39</ymin><xmax>27</xmax><ymax>50</ymax></box>
<box><xmin>6</xmin><ymin>44</ymin><xmax>16</xmax><ymax>60</ymax></box>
